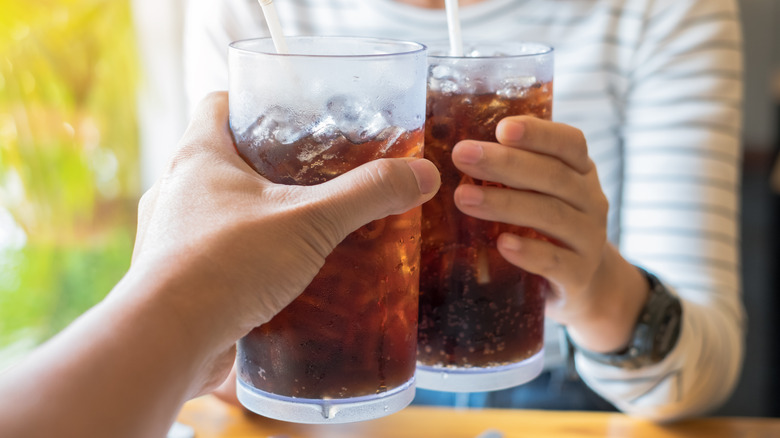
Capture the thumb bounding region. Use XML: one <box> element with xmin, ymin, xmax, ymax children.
<box><xmin>308</xmin><ymin>158</ymin><xmax>440</xmax><ymax>238</ymax></box>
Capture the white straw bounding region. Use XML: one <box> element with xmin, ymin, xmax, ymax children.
<box><xmin>258</xmin><ymin>0</ymin><xmax>289</xmax><ymax>54</ymax></box>
<box><xmin>444</xmin><ymin>0</ymin><xmax>464</xmax><ymax>56</ymax></box>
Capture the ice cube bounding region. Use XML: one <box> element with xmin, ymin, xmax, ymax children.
<box><xmin>237</xmin><ymin>105</ymin><xmax>290</xmax><ymax>145</ymax></box>
<box><xmin>344</xmin><ymin>111</ymin><xmax>389</xmax><ymax>144</ymax></box>
<box><xmin>375</xmin><ymin>125</ymin><xmax>405</xmax><ymax>155</ymax></box>
<box><xmin>296</xmin><ymin>119</ymin><xmax>336</xmax><ymax>163</ymax></box>
<box><xmin>275</xmin><ymin>110</ymin><xmax>320</xmax><ymax>145</ymax></box>
<box><xmin>431</xmin><ymin>64</ymin><xmax>454</xmax><ymax>80</ymax></box>
<box><xmin>497</xmin><ymin>76</ymin><xmax>538</xmax><ymax>99</ymax></box>
<box><xmin>274</xmin><ymin>122</ymin><xmax>308</xmax><ymax>145</ymax></box>
<box><xmin>237</xmin><ymin>109</ymin><xmax>275</xmax><ymax>143</ymax></box>
<box><xmin>296</xmin><ymin>141</ymin><xmax>330</xmax><ymax>164</ymax></box>
<box><xmin>310</xmin><ymin>115</ymin><xmax>338</xmax><ymax>140</ymax></box>
<box><xmin>324</xmin><ymin>94</ymin><xmax>391</xmax><ymax>144</ymax></box>
<box><xmin>473</xmin><ymin>97</ymin><xmax>509</xmax><ymax>126</ymax></box>
<box><xmin>326</xmin><ymin>94</ymin><xmax>364</xmax><ymax>124</ymax></box>
<box><xmin>428</xmin><ymin>64</ymin><xmax>463</xmax><ymax>94</ymax></box>
<box><xmin>237</xmin><ymin>106</ymin><xmax>320</xmax><ymax>146</ymax></box>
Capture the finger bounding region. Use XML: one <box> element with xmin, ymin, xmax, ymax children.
<box><xmin>307</xmin><ymin>158</ymin><xmax>440</xmax><ymax>239</ymax></box>
<box><xmin>496</xmin><ymin>232</ymin><xmax>586</xmax><ymax>289</ymax></box>
<box><xmin>451</xmin><ymin>140</ymin><xmax>591</xmax><ymax>211</ymax></box>
<box><xmin>454</xmin><ymin>184</ymin><xmax>595</xmax><ymax>254</ymax></box>
<box><xmin>495</xmin><ymin>116</ymin><xmax>591</xmax><ymax>174</ymax></box>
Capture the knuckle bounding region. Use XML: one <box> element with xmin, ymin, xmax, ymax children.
<box><xmin>371</xmin><ymin>159</ymin><xmax>402</xmax><ymax>191</ymax></box>
<box><xmin>539</xmin><ymin>248</ymin><xmax>563</xmax><ymax>276</ymax></box>
<box><xmin>137</xmin><ymin>188</ymin><xmax>156</xmax><ymax>215</ymax></box>
<box><xmin>596</xmin><ymin>189</ymin><xmax>609</xmax><ymax>210</ymax></box>
<box><xmin>364</xmin><ymin>159</ymin><xmax>414</xmax><ymax>213</ymax></box>
<box><xmin>544</xmin><ymin>159</ymin><xmax>572</xmax><ymax>191</ymax></box>
<box><xmin>165</xmin><ymin>143</ymin><xmax>200</xmax><ymax>176</ymax></box>
<box><xmin>204</xmin><ymin>90</ymin><xmax>228</xmax><ymax>104</ymax></box>
<box><xmin>572</xmin><ymin>128</ymin><xmax>588</xmax><ymax>155</ymax></box>
<box><xmin>541</xmin><ymin>198</ymin><xmax>567</xmax><ymax>228</ymax></box>
<box><xmin>569</xmin><ymin>266</ymin><xmax>591</xmax><ymax>290</ymax></box>
<box><xmin>492</xmin><ymin>188</ymin><xmax>515</xmax><ymax>215</ymax></box>
<box><xmin>564</xmin><ymin>128</ymin><xmax>590</xmax><ymax>171</ymax></box>
<box><xmin>491</xmin><ymin>146</ymin><xmax>524</xmax><ymax>186</ymax></box>
<box><xmin>598</xmin><ymin>193</ymin><xmax>610</xmax><ymax>219</ymax></box>
<box><xmin>498</xmin><ymin>144</ymin><xmax>518</xmax><ymax>169</ymax></box>
<box><xmin>592</xmin><ymin>192</ymin><xmax>610</xmax><ymax>228</ymax></box>
<box><xmin>573</xmin><ymin>128</ymin><xmax>587</xmax><ymax>150</ymax></box>
<box><xmin>589</xmin><ymin>227</ymin><xmax>608</xmax><ymax>252</ymax></box>
<box><xmin>304</xmin><ymin>204</ymin><xmax>348</xmax><ymax>254</ymax></box>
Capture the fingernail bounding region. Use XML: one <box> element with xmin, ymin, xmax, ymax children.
<box><xmin>499</xmin><ymin>234</ymin><xmax>523</xmax><ymax>252</ymax></box>
<box><xmin>455</xmin><ymin>142</ymin><xmax>483</xmax><ymax>164</ymax></box>
<box><xmin>457</xmin><ymin>184</ymin><xmax>484</xmax><ymax>206</ymax></box>
<box><xmin>498</xmin><ymin>119</ymin><xmax>525</xmax><ymax>143</ymax></box>
<box><xmin>407</xmin><ymin>159</ymin><xmax>439</xmax><ymax>194</ymax></box>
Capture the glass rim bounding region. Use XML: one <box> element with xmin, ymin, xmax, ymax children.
<box><xmin>427</xmin><ymin>41</ymin><xmax>554</xmax><ymax>59</ymax></box>
<box><xmin>229</xmin><ymin>36</ymin><xmax>428</xmax><ymax>59</ymax></box>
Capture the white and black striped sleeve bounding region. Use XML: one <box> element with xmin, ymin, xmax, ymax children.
<box><xmin>575</xmin><ymin>0</ymin><xmax>745</xmax><ymax>421</ymax></box>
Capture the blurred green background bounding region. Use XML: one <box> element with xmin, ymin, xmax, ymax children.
<box><xmin>0</xmin><ymin>0</ymin><xmax>140</xmax><ymax>368</ymax></box>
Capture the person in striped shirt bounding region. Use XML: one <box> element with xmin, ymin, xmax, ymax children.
<box><xmin>184</xmin><ymin>0</ymin><xmax>745</xmax><ymax>421</ymax></box>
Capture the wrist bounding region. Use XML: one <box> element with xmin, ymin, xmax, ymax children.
<box><xmin>568</xmin><ymin>267</ymin><xmax>683</xmax><ymax>369</ymax></box>
<box><xmin>119</xmin><ymin>257</ymin><xmax>241</xmax><ymax>354</ymax></box>
<box><xmin>564</xmin><ymin>248</ymin><xmax>650</xmax><ymax>353</ymax></box>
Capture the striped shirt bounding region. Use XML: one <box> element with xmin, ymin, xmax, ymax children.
<box><xmin>183</xmin><ymin>0</ymin><xmax>745</xmax><ymax>421</ymax></box>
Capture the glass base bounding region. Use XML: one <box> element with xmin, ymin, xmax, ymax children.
<box><xmin>415</xmin><ymin>349</ymin><xmax>544</xmax><ymax>392</ymax></box>
<box><xmin>236</xmin><ymin>377</ymin><xmax>416</xmax><ymax>424</ymax></box>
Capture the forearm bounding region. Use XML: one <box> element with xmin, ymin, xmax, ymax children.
<box><xmin>0</xmin><ymin>265</ymin><xmax>225</xmax><ymax>438</ymax></box>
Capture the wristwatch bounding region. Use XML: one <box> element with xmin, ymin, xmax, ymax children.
<box><xmin>567</xmin><ymin>267</ymin><xmax>683</xmax><ymax>370</ymax></box>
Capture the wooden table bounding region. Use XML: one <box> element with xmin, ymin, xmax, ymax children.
<box><xmin>177</xmin><ymin>395</ymin><xmax>780</xmax><ymax>438</ymax></box>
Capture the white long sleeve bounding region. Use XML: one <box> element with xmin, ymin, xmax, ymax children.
<box><xmin>575</xmin><ymin>0</ymin><xmax>745</xmax><ymax>421</ymax></box>
<box><xmin>181</xmin><ymin>0</ymin><xmax>745</xmax><ymax>420</ymax></box>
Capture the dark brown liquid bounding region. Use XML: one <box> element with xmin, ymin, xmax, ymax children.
<box><xmin>419</xmin><ymin>83</ymin><xmax>553</xmax><ymax>368</ymax></box>
<box><xmin>236</xmin><ymin>127</ymin><xmax>423</xmax><ymax>398</ymax></box>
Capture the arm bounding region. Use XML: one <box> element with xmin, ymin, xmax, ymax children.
<box><xmin>0</xmin><ymin>263</ymin><xmax>234</xmax><ymax>438</ymax></box>
<box><xmin>450</xmin><ymin>0</ymin><xmax>744</xmax><ymax>421</ymax></box>
<box><xmin>0</xmin><ymin>92</ymin><xmax>440</xmax><ymax>437</ymax></box>
<box><xmin>574</xmin><ymin>0</ymin><xmax>745</xmax><ymax>420</ymax></box>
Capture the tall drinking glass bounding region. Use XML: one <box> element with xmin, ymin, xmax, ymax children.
<box><xmin>229</xmin><ymin>37</ymin><xmax>428</xmax><ymax>423</ymax></box>
<box><xmin>417</xmin><ymin>42</ymin><xmax>554</xmax><ymax>392</ymax></box>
